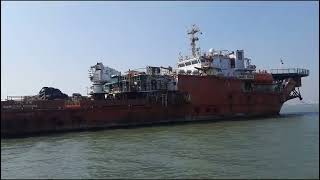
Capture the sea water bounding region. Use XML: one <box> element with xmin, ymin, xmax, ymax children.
<box><xmin>1</xmin><ymin>103</ymin><xmax>319</xmax><ymax>179</ymax></box>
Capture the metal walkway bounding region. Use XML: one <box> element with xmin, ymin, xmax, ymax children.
<box><xmin>270</xmin><ymin>68</ymin><xmax>309</xmax><ymax>80</ymax></box>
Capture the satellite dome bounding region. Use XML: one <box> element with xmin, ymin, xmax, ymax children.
<box><xmin>209</xmin><ymin>48</ymin><xmax>214</xmax><ymax>53</ymax></box>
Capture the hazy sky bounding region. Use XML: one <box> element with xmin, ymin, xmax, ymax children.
<box><xmin>1</xmin><ymin>1</ymin><xmax>319</xmax><ymax>104</ymax></box>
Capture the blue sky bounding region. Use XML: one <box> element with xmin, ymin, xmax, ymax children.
<box><xmin>1</xmin><ymin>1</ymin><xmax>319</xmax><ymax>104</ymax></box>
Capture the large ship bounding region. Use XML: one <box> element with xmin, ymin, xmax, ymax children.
<box><xmin>1</xmin><ymin>25</ymin><xmax>309</xmax><ymax>138</ymax></box>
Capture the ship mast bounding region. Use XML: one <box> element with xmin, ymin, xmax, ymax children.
<box><xmin>187</xmin><ymin>24</ymin><xmax>202</xmax><ymax>58</ymax></box>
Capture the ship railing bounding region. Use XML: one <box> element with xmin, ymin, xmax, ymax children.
<box><xmin>270</xmin><ymin>68</ymin><xmax>309</xmax><ymax>76</ymax></box>
<box><xmin>2</xmin><ymin>104</ymin><xmax>38</xmax><ymax>110</ymax></box>
<box><xmin>123</xmin><ymin>67</ymin><xmax>173</xmax><ymax>77</ymax></box>
<box><xmin>5</xmin><ymin>96</ymin><xmax>36</xmax><ymax>101</ymax></box>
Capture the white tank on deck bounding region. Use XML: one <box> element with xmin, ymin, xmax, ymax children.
<box><xmin>209</xmin><ymin>48</ymin><xmax>214</xmax><ymax>55</ymax></box>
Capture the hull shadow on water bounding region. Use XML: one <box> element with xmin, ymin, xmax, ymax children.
<box><xmin>2</xmin><ymin>111</ymin><xmax>316</xmax><ymax>140</ymax></box>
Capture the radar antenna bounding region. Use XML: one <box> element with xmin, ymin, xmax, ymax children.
<box><xmin>187</xmin><ymin>24</ymin><xmax>202</xmax><ymax>58</ymax></box>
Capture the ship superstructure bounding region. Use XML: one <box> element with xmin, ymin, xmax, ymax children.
<box><xmin>176</xmin><ymin>24</ymin><xmax>255</xmax><ymax>78</ymax></box>
<box><xmin>87</xmin><ymin>24</ymin><xmax>308</xmax><ymax>102</ymax></box>
<box><xmin>1</xmin><ymin>25</ymin><xmax>309</xmax><ymax>138</ymax></box>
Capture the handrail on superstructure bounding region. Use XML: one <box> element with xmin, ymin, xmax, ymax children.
<box><xmin>270</xmin><ymin>68</ymin><xmax>309</xmax><ymax>76</ymax></box>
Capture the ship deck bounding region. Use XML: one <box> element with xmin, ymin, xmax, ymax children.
<box><xmin>270</xmin><ymin>68</ymin><xmax>309</xmax><ymax>80</ymax></box>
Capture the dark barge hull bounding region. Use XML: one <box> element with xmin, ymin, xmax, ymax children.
<box><xmin>1</xmin><ymin>105</ymin><xmax>281</xmax><ymax>138</ymax></box>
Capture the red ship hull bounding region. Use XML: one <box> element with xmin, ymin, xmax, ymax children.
<box><xmin>178</xmin><ymin>75</ymin><xmax>283</xmax><ymax>115</ymax></box>
<box><xmin>1</xmin><ymin>75</ymin><xmax>290</xmax><ymax>138</ymax></box>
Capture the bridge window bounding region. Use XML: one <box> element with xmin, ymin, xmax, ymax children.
<box><xmin>192</xmin><ymin>60</ymin><xmax>198</xmax><ymax>64</ymax></box>
<box><xmin>185</xmin><ymin>61</ymin><xmax>191</xmax><ymax>66</ymax></box>
<box><xmin>230</xmin><ymin>58</ymin><xmax>235</xmax><ymax>68</ymax></box>
<box><xmin>200</xmin><ymin>59</ymin><xmax>205</xmax><ymax>63</ymax></box>
<box><xmin>178</xmin><ymin>64</ymin><xmax>185</xmax><ymax>67</ymax></box>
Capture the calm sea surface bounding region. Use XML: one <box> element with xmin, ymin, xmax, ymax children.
<box><xmin>1</xmin><ymin>104</ymin><xmax>319</xmax><ymax>179</ymax></box>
